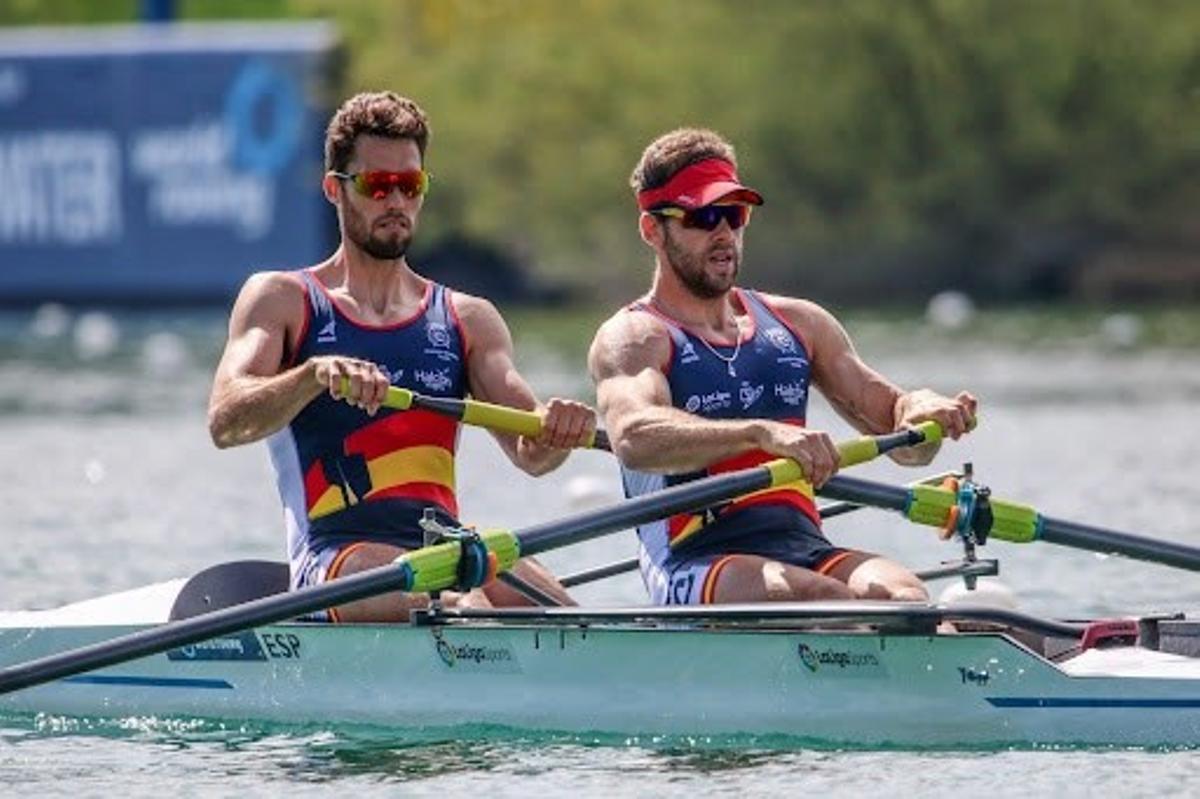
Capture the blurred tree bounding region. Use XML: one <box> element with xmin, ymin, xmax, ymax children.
<box><xmin>6</xmin><ymin>0</ymin><xmax>1199</xmax><ymax>303</ymax></box>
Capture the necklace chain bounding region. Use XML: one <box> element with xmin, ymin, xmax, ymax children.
<box><xmin>696</xmin><ymin>318</ymin><xmax>744</xmax><ymax>377</ymax></box>
<box><xmin>647</xmin><ymin>296</ymin><xmax>745</xmax><ymax>377</ymax></box>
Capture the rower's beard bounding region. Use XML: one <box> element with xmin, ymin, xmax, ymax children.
<box><xmin>663</xmin><ymin>228</ymin><xmax>739</xmax><ymax>299</ymax></box>
<box><xmin>345</xmin><ymin>204</ymin><xmax>413</xmax><ymax>261</ymax></box>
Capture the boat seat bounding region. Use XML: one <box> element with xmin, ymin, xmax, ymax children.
<box><xmin>168</xmin><ymin>560</ymin><xmax>291</xmax><ymax>621</ymax></box>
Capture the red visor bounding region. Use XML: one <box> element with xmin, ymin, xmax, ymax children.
<box><xmin>637</xmin><ymin>158</ymin><xmax>764</xmax><ymax>211</ymax></box>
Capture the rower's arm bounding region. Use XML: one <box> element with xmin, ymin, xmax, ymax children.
<box><xmin>768</xmin><ymin>295</ymin><xmax>975</xmax><ymax>466</ymax></box>
<box><xmin>589</xmin><ymin>312</ymin><xmax>838</xmax><ymax>477</ymax></box>
<box><xmin>208</xmin><ymin>272</ymin><xmax>315</xmax><ymax>447</ymax></box>
<box><xmin>208</xmin><ymin>272</ymin><xmax>392</xmax><ymax>448</ymax></box>
<box><xmin>456</xmin><ymin>294</ymin><xmax>593</xmax><ymax>476</ymax></box>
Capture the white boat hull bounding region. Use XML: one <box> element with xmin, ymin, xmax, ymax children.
<box><xmin>2</xmin><ymin>586</ymin><xmax>1198</xmax><ymax>747</ymax></box>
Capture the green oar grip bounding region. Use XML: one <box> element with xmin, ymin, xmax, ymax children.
<box><xmin>988</xmin><ymin>499</ymin><xmax>1041</xmax><ymax>543</ymax></box>
<box><xmin>399</xmin><ymin>529</ymin><xmax>521</xmax><ymax>594</ymax></box>
<box><xmin>905</xmin><ymin>484</ymin><xmax>1040</xmax><ymax>543</ymax></box>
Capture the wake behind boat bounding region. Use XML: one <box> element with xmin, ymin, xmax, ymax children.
<box><xmin>0</xmin><ymin>562</ymin><xmax>1198</xmax><ymax>747</ymax></box>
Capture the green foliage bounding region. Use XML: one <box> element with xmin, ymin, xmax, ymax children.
<box><xmin>6</xmin><ymin>0</ymin><xmax>1200</xmax><ymax>303</ymax></box>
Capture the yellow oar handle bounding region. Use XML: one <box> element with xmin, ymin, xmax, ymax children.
<box><xmin>337</xmin><ymin>379</ymin><xmax>608</xmax><ymax>450</ymax></box>
<box><xmin>837</xmin><ymin>420</ymin><xmax>945</xmax><ymax>468</ymax></box>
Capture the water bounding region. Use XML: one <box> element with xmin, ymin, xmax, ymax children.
<box><xmin>1</xmin><ymin>307</ymin><xmax>1199</xmax><ymax>796</ymax></box>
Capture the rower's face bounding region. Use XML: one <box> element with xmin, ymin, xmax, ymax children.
<box><xmin>658</xmin><ymin>214</ymin><xmax>743</xmax><ymax>300</ymax></box>
<box><xmin>330</xmin><ymin>135</ymin><xmax>425</xmax><ymax>261</ymax></box>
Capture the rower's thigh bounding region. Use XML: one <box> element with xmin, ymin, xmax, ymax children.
<box><xmin>836</xmin><ymin>555</ymin><xmax>929</xmax><ymax>601</ymax></box>
<box><xmin>711</xmin><ymin>554</ymin><xmax>854</xmax><ymax>603</ymax></box>
<box><xmin>327</xmin><ymin>542</ymin><xmax>420</xmax><ymax>622</ymax></box>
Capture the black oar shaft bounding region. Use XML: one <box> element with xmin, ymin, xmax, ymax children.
<box><xmin>517</xmin><ymin>468</ymin><xmax>773</xmax><ymax>556</ymax></box>
<box><xmin>818</xmin><ymin>475</ymin><xmax>910</xmax><ymax>512</ymax></box>
<box><xmin>1040</xmin><ymin>516</ymin><xmax>1200</xmax><ymax>571</ymax></box>
<box><xmin>819</xmin><ymin>475</ymin><xmax>1200</xmax><ymax>573</ymax></box>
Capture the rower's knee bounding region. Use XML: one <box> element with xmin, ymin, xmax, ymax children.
<box><xmin>889</xmin><ymin>584</ymin><xmax>930</xmax><ymax>602</ymax></box>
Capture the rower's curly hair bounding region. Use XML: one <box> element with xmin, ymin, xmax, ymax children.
<box><xmin>629</xmin><ymin>128</ymin><xmax>738</xmax><ymax>195</ymax></box>
<box><xmin>324</xmin><ymin>91</ymin><xmax>430</xmax><ymax>173</ymax></box>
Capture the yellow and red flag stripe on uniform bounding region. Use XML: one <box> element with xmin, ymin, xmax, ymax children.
<box><xmin>303</xmin><ymin>410</ymin><xmax>460</xmax><ymax>520</ymax></box>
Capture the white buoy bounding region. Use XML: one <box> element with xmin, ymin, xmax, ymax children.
<box><xmin>564</xmin><ymin>475</ymin><xmax>617</xmax><ymax>509</ymax></box>
<box><xmin>73</xmin><ymin>312</ymin><xmax>120</xmax><ymax>360</ymax></box>
<box><xmin>939</xmin><ymin>578</ymin><xmax>1019</xmax><ymax>610</ymax></box>
<box><xmin>30</xmin><ymin>303</ymin><xmax>71</xmax><ymax>339</ymax></box>
<box><xmin>83</xmin><ymin>458</ymin><xmax>107</xmax><ymax>485</ymax></box>
<box><xmin>925</xmin><ymin>290</ymin><xmax>976</xmax><ymax>331</ymax></box>
<box><xmin>140</xmin><ymin>331</ymin><xmax>190</xmax><ymax>376</ymax></box>
<box><xmin>1100</xmin><ymin>312</ymin><xmax>1142</xmax><ymax>348</ymax></box>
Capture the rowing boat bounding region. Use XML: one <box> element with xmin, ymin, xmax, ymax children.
<box><xmin>1</xmin><ymin>405</ymin><xmax>1197</xmax><ymax>747</ymax></box>
<box><xmin>0</xmin><ymin>563</ymin><xmax>1197</xmax><ymax>747</ymax></box>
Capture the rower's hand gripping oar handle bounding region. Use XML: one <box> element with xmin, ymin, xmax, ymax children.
<box><xmin>338</xmin><ymin>379</ymin><xmax>610</xmax><ymax>451</ymax></box>
<box><xmin>836</xmin><ymin>420</ymin><xmax>945</xmax><ymax>468</ymax></box>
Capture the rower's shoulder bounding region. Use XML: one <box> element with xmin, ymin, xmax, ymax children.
<box><xmin>593</xmin><ymin>301</ymin><xmax>673</xmax><ymax>345</ymax></box>
<box><xmin>231</xmin><ymin>269</ymin><xmax>307</xmax><ymax>319</ymax></box>
<box><xmin>589</xmin><ymin>302</ymin><xmax>672</xmax><ymax>377</ymax></box>
<box><xmin>751</xmin><ymin>291</ymin><xmax>840</xmax><ymax>331</ymax></box>
<box><xmin>443</xmin><ymin>288</ymin><xmax>504</xmax><ymax>330</ymax></box>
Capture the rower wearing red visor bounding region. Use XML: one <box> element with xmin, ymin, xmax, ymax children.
<box><xmin>588</xmin><ymin>127</ymin><xmax>977</xmax><ymax>605</ymax></box>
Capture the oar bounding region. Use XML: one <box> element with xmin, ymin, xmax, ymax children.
<box><xmin>817</xmin><ymin>474</ymin><xmax>1200</xmax><ymax>572</ymax></box>
<box><xmin>340</xmin><ymin>380</ymin><xmax>610</xmax><ymax>450</ymax></box>
<box><xmin>0</xmin><ymin>422</ymin><xmax>944</xmax><ymax>697</ymax></box>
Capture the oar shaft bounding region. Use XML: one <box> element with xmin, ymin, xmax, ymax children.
<box><xmin>517</xmin><ymin>466</ymin><xmax>782</xmax><ymax>556</ymax></box>
<box><xmin>819</xmin><ymin>475</ymin><xmax>1200</xmax><ymax>572</ymax></box>
<box><xmin>1039</xmin><ymin>515</ymin><xmax>1200</xmax><ymax>571</ymax></box>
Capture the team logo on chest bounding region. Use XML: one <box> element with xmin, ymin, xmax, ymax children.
<box><xmin>424</xmin><ymin>322</ymin><xmax>459</xmax><ymax>362</ymax></box>
<box><xmin>763</xmin><ymin>326</ymin><xmax>795</xmax><ymax>354</ymax></box>
<box><xmin>739</xmin><ymin>381</ymin><xmax>765</xmax><ymax>410</ymax></box>
<box><xmin>679</xmin><ymin>340</ymin><xmax>700</xmax><ymax>365</ymax></box>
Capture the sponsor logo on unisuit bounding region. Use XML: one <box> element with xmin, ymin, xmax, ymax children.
<box><xmin>416</xmin><ymin>368</ymin><xmax>452</xmax><ymax>393</ymax></box>
<box><xmin>684</xmin><ymin>390</ymin><xmax>732</xmax><ymax>414</ymax></box>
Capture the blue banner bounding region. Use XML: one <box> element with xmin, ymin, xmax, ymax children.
<box><xmin>0</xmin><ymin>23</ymin><xmax>338</xmax><ymax>304</ymax></box>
